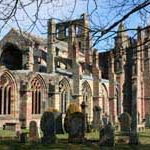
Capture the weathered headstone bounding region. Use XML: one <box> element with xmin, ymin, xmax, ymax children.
<box><xmin>16</xmin><ymin>130</ymin><xmax>20</xmax><ymax>139</ymax></box>
<box><xmin>19</xmin><ymin>132</ymin><xmax>28</xmax><ymax>143</ymax></box>
<box><xmin>118</xmin><ymin>112</ymin><xmax>131</xmax><ymax>135</ymax></box>
<box><xmin>55</xmin><ymin>113</ymin><xmax>65</xmax><ymax>134</ymax></box>
<box><xmin>68</xmin><ymin>112</ymin><xmax>85</xmax><ymax>143</ymax></box>
<box><xmin>86</xmin><ymin>114</ymin><xmax>91</xmax><ymax>133</ymax></box>
<box><xmin>145</xmin><ymin>114</ymin><xmax>150</xmax><ymax>128</ymax></box>
<box><xmin>81</xmin><ymin>101</ymin><xmax>88</xmax><ymax>132</ymax></box>
<box><xmin>40</xmin><ymin>112</ymin><xmax>56</xmax><ymax>144</ymax></box>
<box><xmin>29</xmin><ymin>121</ymin><xmax>39</xmax><ymax>142</ymax></box>
<box><xmin>99</xmin><ymin>122</ymin><xmax>115</xmax><ymax>146</ymax></box>
<box><xmin>117</xmin><ymin>112</ymin><xmax>131</xmax><ymax>144</ymax></box>
<box><xmin>93</xmin><ymin>106</ymin><xmax>102</xmax><ymax>130</ymax></box>
<box><xmin>102</xmin><ymin>114</ymin><xmax>109</xmax><ymax>127</ymax></box>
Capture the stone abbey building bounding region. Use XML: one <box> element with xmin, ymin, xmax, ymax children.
<box><xmin>0</xmin><ymin>14</ymin><xmax>150</xmax><ymax>129</ymax></box>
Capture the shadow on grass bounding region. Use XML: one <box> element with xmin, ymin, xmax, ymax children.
<box><xmin>1</xmin><ymin>140</ymin><xmax>150</xmax><ymax>150</ymax></box>
<box><xmin>0</xmin><ymin>140</ymin><xmax>99</xmax><ymax>150</ymax></box>
<box><xmin>140</xmin><ymin>134</ymin><xmax>150</xmax><ymax>138</ymax></box>
<box><xmin>0</xmin><ymin>130</ymin><xmax>150</xmax><ymax>150</ymax></box>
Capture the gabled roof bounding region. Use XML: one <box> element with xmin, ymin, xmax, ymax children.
<box><xmin>0</xmin><ymin>28</ymin><xmax>69</xmax><ymax>53</ymax></box>
<box><xmin>13</xmin><ymin>28</ymin><xmax>46</xmax><ymax>45</ymax></box>
<box><xmin>0</xmin><ymin>28</ymin><xmax>47</xmax><ymax>47</ymax></box>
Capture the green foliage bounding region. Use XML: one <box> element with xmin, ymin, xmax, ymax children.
<box><xmin>66</xmin><ymin>103</ymin><xmax>81</xmax><ymax>115</ymax></box>
<box><xmin>0</xmin><ymin>129</ymin><xmax>16</xmax><ymax>137</ymax></box>
<box><xmin>46</xmin><ymin>107</ymin><xmax>59</xmax><ymax>112</ymax></box>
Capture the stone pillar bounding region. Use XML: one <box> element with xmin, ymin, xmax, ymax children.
<box><xmin>26</xmin><ymin>90</ymin><xmax>33</xmax><ymax>127</ymax></box>
<box><xmin>53</xmin><ymin>85</ymin><xmax>60</xmax><ymax>111</ymax></box>
<box><xmin>109</xmin><ymin>53</ymin><xmax>117</xmax><ymax>123</ymax></box>
<box><xmin>32</xmin><ymin>91</ymin><xmax>35</xmax><ymax>114</ymax></box>
<box><xmin>129</xmin><ymin>81</ymin><xmax>139</xmax><ymax>144</ymax></box>
<box><xmin>93</xmin><ymin>106</ymin><xmax>102</xmax><ymax>129</ymax></box>
<box><xmin>6</xmin><ymin>87</ymin><xmax>9</xmax><ymax>114</ymax></box>
<box><xmin>68</xmin><ymin>24</ymin><xmax>75</xmax><ymax>58</ymax></box>
<box><xmin>47</xmin><ymin>19</ymin><xmax>56</xmax><ymax>73</ymax></box>
<box><xmin>72</xmin><ymin>65</ymin><xmax>80</xmax><ymax>101</ymax></box>
<box><xmin>1</xmin><ymin>87</ymin><xmax>4</xmax><ymax>114</ymax></box>
<box><xmin>20</xmin><ymin>81</ymin><xmax>32</xmax><ymax>128</ymax></box>
<box><xmin>92</xmin><ymin>50</ymin><xmax>101</xmax><ymax>106</ymax></box>
<box><xmin>113</xmin><ymin>98</ymin><xmax>118</xmax><ymax>123</ymax></box>
<box><xmin>23</xmin><ymin>47</ymin><xmax>34</xmax><ymax>71</ymax></box>
<box><xmin>37</xmin><ymin>90</ymin><xmax>40</xmax><ymax>114</ymax></box>
<box><xmin>82</xmin><ymin>13</ymin><xmax>90</xmax><ymax>51</ymax></box>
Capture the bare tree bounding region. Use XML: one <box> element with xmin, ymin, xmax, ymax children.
<box><xmin>0</xmin><ymin>0</ymin><xmax>150</xmax><ymax>49</ymax></box>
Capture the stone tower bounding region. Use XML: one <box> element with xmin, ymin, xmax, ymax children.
<box><xmin>114</xmin><ymin>23</ymin><xmax>129</xmax><ymax>114</ymax></box>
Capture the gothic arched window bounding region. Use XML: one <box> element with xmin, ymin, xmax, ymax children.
<box><xmin>82</xmin><ymin>81</ymin><xmax>92</xmax><ymax>122</ymax></box>
<box><xmin>101</xmin><ymin>84</ymin><xmax>109</xmax><ymax>115</ymax></box>
<box><xmin>59</xmin><ymin>78</ymin><xmax>71</xmax><ymax>113</ymax></box>
<box><xmin>31</xmin><ymin>76</ymin><xmax>46</xmax><ymax>114</ymax></box>
<box><xmin>31</xmin><ymin>84</ymin><xmax>41</xmax><ymax>114</ymax></box>
<box><xmin>0</xmin><ymin>72</ymin><xmax>16</xmax><ymax>115</ymax></box>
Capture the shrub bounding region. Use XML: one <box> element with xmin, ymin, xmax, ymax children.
<box><xmin>46</xmin><ymin>107</ymin><xmax>58</xmax><ymax>112</ymax></box>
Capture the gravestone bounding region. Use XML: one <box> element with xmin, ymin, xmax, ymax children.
<box><xmin>20</xmin><ymin>132</ymin><xmax>28</xmax><ymax>143</ymax></box>
<box><xmin>118</xmin><ymin>112</ymin><xmax>131</xmax><ymax>135</ymax></box>
<box><xmin>99</xmin><ymin>122</ymin><xmax>115</xmax><ymax>146</ymax></box>
<box><xmin>117</xmin><ymin>112</ymin><xmax>131</xmax><ymax>144</ymax></box>
<box><xmin>55</xmin><ymin>113</ymin><xmax>65</xmax><ymax>134</ymax></box>
<box><xmin>16</xmin><ymin>130</ymin><xmax>20</xmax><ymax>139</ymax></box>
<box><xmin>40</xmin><ymin>111</ymin><xmax>56</xmax><ymax>144</ymax></box>
<box><xmin>93</xmin><ymin>106</ymin><xmax>102</xmax><ymax>130</ymax></box>
<box><xmin>81</xmin><ymin>101</ymin><xmax>88</xmax><ymax>132</ymax></box>
<box><xmin>29</xmin><ymin>121</ymin><xmax>39</xmax><ymax>142</ymax></box>
<box><xmin>68</xmin><ymin>112</ymin><xmax>85</xmax><ymax>143</ymax></box>
<box><xmin>145</xmin><ymin>114</ymin><xmax>150</xmax><ymax>128</ymax></box>
<box><xmin>102</xmin><ymin>114</ymin><xmax>109</xmax><ymax>127</ymax></box>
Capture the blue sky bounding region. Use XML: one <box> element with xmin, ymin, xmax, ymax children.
<box><xmin>0</xmin><ymin>0</ymin><xmax>149</xmax><ymax>51</ymax></box>
<box><xmin>0</xmin><ymin>0</ymin><xmax>88</xmax><ymax>38</ymax></box>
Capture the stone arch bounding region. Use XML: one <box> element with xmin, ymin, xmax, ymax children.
<box><xmin>0</xmin><ymin>71</ymin><xmax>17</xmax><ymax>116</ymax></box>
<box><xmin>59</xmin><ymin>78</ymin><xmax>71</xmax><ymax>113</ymax></box>
<box><xmin>0</xmin><ymin>42</ymin><xmax>22</xmax><ymax>70</ymax></box>
<box><xmin>82</xmin><ymin>81</ymin><xmax>93</xmax><ymax>122</ymax></box>
<box><xmin>101</xmin><ymin>83</ymin><xmax>109</xmax><ymax>115</ymax></box>
<box><xmin>30</xmin><ymin>74</ymin><xmax>47</xmax><ymax>114</ymax></box>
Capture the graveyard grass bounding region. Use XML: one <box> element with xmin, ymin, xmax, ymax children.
<box><xmin>0</xmin><ymin>129</ymin><xmax>150</xmax><ymax>150</ymax></box>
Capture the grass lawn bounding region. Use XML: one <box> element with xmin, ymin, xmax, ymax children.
<box><xmin>0</xmin><ymin>129</ymin><xmax>16</xmax><ymax>137</ymax></box>
<box><xmin>0</xmin><ymin>129</ymin><xmax>150</xmax><ymax>150</ymax></box>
